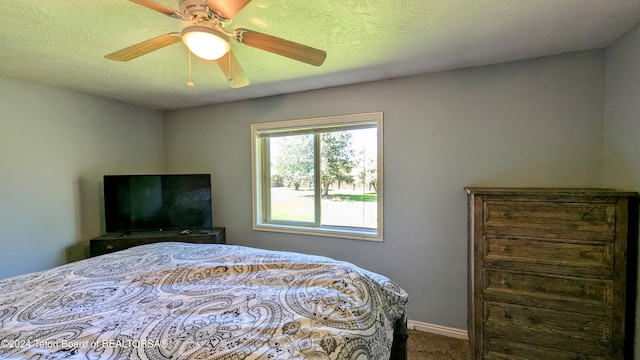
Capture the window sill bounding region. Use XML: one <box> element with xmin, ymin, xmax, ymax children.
<box><xmin>253</xmin><ymin>223</ymin><xmax>382</xmax><ymax>242</ymax></box>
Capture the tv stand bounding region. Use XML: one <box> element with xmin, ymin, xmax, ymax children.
<box><xmin>89</xmin><ymin>227</ymin><xmax>225</xmax><ymax>257</ymax></box>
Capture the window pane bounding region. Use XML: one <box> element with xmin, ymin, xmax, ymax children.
<box><xmin>252</xmin><ymin>112</ymin><xmax>383</xmax><ymax>241</ymax></box>
<box><xmin>320</xmin><ymin>128</ymin><xmax>377</xmax><ymax>229</ymax></box>
<box><xmin>269</xmin><ymin>134</ymin><xmax>316</xmax><ymax>223</ymax></box>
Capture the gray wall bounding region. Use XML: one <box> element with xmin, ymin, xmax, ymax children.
<box><xmin>164</xmin><ymin>51</ymin><xmax>606</xmax><ymax>329</ymax></box>
<box><xmin>0</xmin><ymin>77</ymin><xmax>165</xmax><ymax>279</ymax></box>
<box><xmin>603</xmin><ymin>24</ymin><xmax>640</xmax><ymax>358</ymax></box>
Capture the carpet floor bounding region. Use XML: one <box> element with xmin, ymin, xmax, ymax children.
<box><xmin>407</xmin><ymin>329</ymin><xmax>471</xmax><ymax>360</ymax></box>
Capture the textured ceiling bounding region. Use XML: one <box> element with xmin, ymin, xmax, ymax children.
<box><xmin>1</xmin><ymin>0</ymin><xmax>640</xmax><ymax>110</ymax></box>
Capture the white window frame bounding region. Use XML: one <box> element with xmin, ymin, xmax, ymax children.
<box><xmin>251</xmin><ymin>112</ymin><xmax>384</xmax><ymax>241</ymax></box>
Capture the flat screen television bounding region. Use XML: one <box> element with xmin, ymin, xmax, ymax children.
<box><xmin>103</xmin><ymin>174</ymin><xmax>212</xmax><ymax>233</ymax></box>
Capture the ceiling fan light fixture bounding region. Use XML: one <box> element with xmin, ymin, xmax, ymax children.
<box><xmin>181</xmin><ymin>26</ymin><xmax>230</xmax><ymax>60</ymax></box>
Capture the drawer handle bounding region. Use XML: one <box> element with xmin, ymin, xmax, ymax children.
<box><xmin>105</xmin><ymin>245</ymin><xmax>115</xmax><ymax>250</ymax></box>
<box><xmin>502</xmin><ymin>245</ymin><xmax>509</xmax><ymax>251</ymax></box>
<box><xmin>502</xmin><ymin>311</ymin><xmax>511</xmax><ymax>319</ymax></box>
<box><xmin>579</xmin><ymin>209</ymin><xmax>592</xmax><ymax>221</ymax></box>
<box><xmin>598</xmin><ymin>338</ymin><xmax>610</xmax><ymax>346</ymax></box>
<box><xmin>578</xmin><ymin>250</ymin><xmax>591</xmax><ymax>259</ymax></box>
<box><xmin>502</xmin><ymin>211</ymin><xmax>512</xmax><ymax>218</ymax></box>
<box><xmin>501</xmin><ymin>279</ymin><xmax>511</xmax><ymax>287</ymax></box>
<box><xmin>535</xmin><ymin>285</ymin><xmax>545</xmax><ymax>292</ymax></box>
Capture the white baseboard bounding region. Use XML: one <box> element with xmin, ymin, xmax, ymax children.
<box><xmin>407</xmin><ymin>319</ymin><xmax>468</xmax><ymax>340</ymax></box>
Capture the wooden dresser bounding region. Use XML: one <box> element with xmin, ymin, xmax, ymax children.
<box><xmin>465</xmin><ymin>188</ymin><xmax>638</xmax><ymax>359</ymax></box>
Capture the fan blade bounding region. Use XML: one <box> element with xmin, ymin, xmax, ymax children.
<box><xmin>105</xmin><ymin>33</ymin><xmax>182</xmax><ymax>62</ymax></box>
<box><xmin>235</xmin><ymin>29</ymin><xmax>326</xmax><ymax>66</ymax></box>
<box><xmin>130</xmin><ymin>0</ymin><xmax>182</xmax><ymax>18</ymax></box>
<box><xmin>215</xmin><ymin>50</ymin><xmax>249</xmax><ymax>88</ymax></box>
<box><xmin>207</xmin><ymin>0</ymin><xmax>252</xmax><ymax>20</ymax></box>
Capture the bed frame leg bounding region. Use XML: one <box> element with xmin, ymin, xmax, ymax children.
<box><xmin>390</xmin><ymin>313</ymin><xmax>408</xmax><ymax>360</ymax></box>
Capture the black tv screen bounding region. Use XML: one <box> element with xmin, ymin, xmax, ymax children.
<box><xmin>104</xmin><ymin>174</ymin><xmax>212</xmax><ymax>233</ymax></box>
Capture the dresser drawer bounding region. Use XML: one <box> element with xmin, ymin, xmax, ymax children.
<box><xmin>484</xmin><ymin>269</ymin><xmax>613</xmax><ymax>315</ymax></box>
<box><xmin>485</xmin><ymin>336</ymin><xmax>606</xmax><ymax>360</ymax></box>
<box><xmin>484</xmin><ymin>302</ymin><xmax>612</xmax><ymax>355</ymax></box>
<box><xmin>484</xmin><ymin>235</ymin><xmax>613</xmax><ymax>277</ymax></box>
<box><xmin>483</xmin><ymin>201</ymin><xmax>616</xmax><ymax>240</ymax></box>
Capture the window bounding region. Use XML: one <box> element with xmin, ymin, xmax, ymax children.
<box><xmin>251</xmin><ymin>112</ymin><xmax>383</xmax><ymax>241</ymax></box>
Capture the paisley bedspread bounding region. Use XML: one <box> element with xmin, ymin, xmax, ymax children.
<box><xmin>0</xmin><ymin>242</ymin><xmax>408</xmax><ymax>360</ymax></box>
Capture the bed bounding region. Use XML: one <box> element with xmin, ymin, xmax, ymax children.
<box><xmin>0</xmin><ymin>242</ymin><xmax>408</xmax><ymax>360</ymax></box>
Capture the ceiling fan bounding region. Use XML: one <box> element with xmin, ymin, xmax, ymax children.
<box><xmin>105</xmin><ymin>0</ymin><xmax>327</xmax><ymax>88</ymax></box>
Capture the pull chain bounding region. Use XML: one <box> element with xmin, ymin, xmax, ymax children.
<box><xmin>227</xmin><ymin>52</ymin><xmax>234</xmax><ymax>85</ymax></box>
<box><xmin>187</xmin><ymin>51</ymin><xmax>194</xmax><ymax>87</ymax></box>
